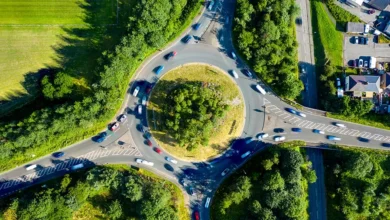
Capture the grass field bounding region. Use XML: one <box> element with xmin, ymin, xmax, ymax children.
<box><xmin>0</xmin><ymin>0</ymin><xmax>117</xmax><ymax>101</ymax></box>
<box><xmin>147</xmin><ymin>64</ymin><xmax>245</xmax><ymax>161</ymax></box>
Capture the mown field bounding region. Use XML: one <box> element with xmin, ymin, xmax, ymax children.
<box><xmin>0</xmin><ymin>0</ymin><xmax>116</xmax><ymax>101</ymax></box>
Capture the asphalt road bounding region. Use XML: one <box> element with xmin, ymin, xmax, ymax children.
<box><xmin>2</xmin><ymin>0</ymin><xmax>390</xmax><ymax>219</ymax></box>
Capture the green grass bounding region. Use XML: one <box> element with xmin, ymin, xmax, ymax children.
<box><xmin>328</xmin><ymin>112</ymin><xmax>390</xmax><ymax>131</ymax></box>
<box><xmin>378</xmin><ymin>34</ymin><xmax>390</xmax><ymax>43</ymax></box>
<box><xmin>147</xmin><ymin>64</ymin><xmax>245</xmax><ymax>161</ymax></box>
<box><xmin>311</xmin><ymin>0</ymin><xmax>343</xmax><ymax>67</ymax></box>
<box><xmin>0</xmin><ymin>0</ymin><xmax>117</xmax><ymax>101</ymax></box>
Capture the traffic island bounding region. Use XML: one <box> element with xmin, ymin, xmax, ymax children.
<box><xmin>147</xmin><ymin>64</ymin><xmax>244</xmax><ymax>161</ymax></box>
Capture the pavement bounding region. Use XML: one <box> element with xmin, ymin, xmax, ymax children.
<box><xmin>3</xmin><ymin>0</ymin><xmax>390</xmax><ymax>219</ymax></box>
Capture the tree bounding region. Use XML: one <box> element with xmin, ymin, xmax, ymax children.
<box><xmin>262</xmin><ymin>171</ymin><xmax>285</xmax><ymax>191</ymax></box>
<box><xmin>346</xmin><ymin>152</ymin><xmax>373</xmax><ymax>178</ymax></box>
<box><xmin>107</xmin><ymin>200</ymin><xmax>123</xmax><ymax>220</ymax></box>
<box><xmin>124</xmin><ymin>176</ymin><xmax>143</xmax><ymax>202</ymax></box>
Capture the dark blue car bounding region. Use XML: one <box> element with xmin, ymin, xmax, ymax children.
<box><xmin>286</xmin><ymin>108</ymin><xmax>297</xmax><ymax>114</ymax></box>
<box><xmin>182</xmin><ymin>35</ymin><xmax>192</xmax><ymax>43</ymax></box>
<box><xmin>53</xmin><ymin>152</ymin><xmax>65</xmax><ymax>158</ymax></box>
<box><xmin>95</xmin><ymin>132</ymin><xmax>107</xmax><ymax>143</ymax></box>
<box><xmin>194</xmin><ymin>23</ymin><xmax>201</xmax><ymax>30</ymax></box>
<box><xmin>382</xmin><ymin>143</ymin><xmax>390</xmax><ymax>147</ymax></box>
<box><xmin>292</xmin><ymin>128</ymin><xmax>302</xmax><ymax>132</ymax></box>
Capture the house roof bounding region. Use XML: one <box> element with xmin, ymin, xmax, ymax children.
<box><xmin>347</xmin><ymin>0</ymin><xmax>364</xmax><ymax>6</ymax></box>
<box><xmin>367</xmin><ymin>0</ymin><xmax>390</xmax><ymax>10</ymax></box>
<box><xmin>345</xmin><ymin>75</ymin><xmax>380</xmax><ymax>92</ymax></box>
<box><xmin>383</xmin><ymin>72</ymin><xmax>390</xmax><ymax>88</ymax></box>
<box><xmin>346</xmin><ymin>22</ymin><xmax>365</xmax><ymax>33</ymax></box>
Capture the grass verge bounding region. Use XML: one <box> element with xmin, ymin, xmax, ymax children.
<box><xmin>147</xmin><ymin>64</ymin><xmax>244</xmax><ymax>161</ymax></box>
<box><xmin>328</xmin><ymin>112</ymin><xmax>390</xmax><ymax>130</ymax></box>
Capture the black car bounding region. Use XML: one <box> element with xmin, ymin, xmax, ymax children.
<box><xmin>53</xmin><ymin>152</ymin><xmax>65</xmax><ymax>158</ymax></box>
<box><xmin>182</xmin><ymin>35</ymin><xmax>192</xmax><ymax>43</ymax></box>
<box><xmin>95</xmin><ymin>132</ymin><xmax>107</xmax><ymax>143</ymax></box>
<box><xmin>296</xmin><ymin>17</ymin><xmax>302</xmax><ymax>25</ymax></box>
<box><xmin>274</xmin><ymin>128</ymin><xmax>284</xmax><ymax>133</ymax></box>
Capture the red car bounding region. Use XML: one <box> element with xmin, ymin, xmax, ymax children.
<box><xmin>109</xmin><ymin>122</ymin><xmax>119</xmax><ymax>131</ymax></box>
<box><xmin>194</xmin><ymin>211</ymin><xmax>200</xmax><ymax>220</ymax></box>
<box><xmin>146</xmin><ymin>140</ymin><xmax>152</xmax><ymax>147</ymax></box>
<box><xmin>154</xmin><ymin>147</ymin><xmax>162</xmax><ymax>154</ymax></box>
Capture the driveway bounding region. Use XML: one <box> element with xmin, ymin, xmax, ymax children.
<box><xmin>335</xmin><ymin>0</ymin><xmax>380</xmax><ymax>24</ymax></box>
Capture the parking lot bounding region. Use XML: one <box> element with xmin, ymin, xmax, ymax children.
<box><xmin>343</xmin><ymin>34</ymin><xmax>390</xmax><ymax>68</ymax></box>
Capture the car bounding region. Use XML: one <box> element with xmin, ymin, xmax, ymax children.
<box><xmin>138</xmin><ymin>105</ymin><xmax>142</xmax><ymax>115</ymax></box>
<box><xmin>335</xmin><ymin>123</ymin><xmax>346</xmax><ymax>128</ymax></box>
<box><xmin>194</xmin><ymin>211</ymin><xmax>200</xmax><ymax>220</ymax></box>
<box><xmin>145</xmin><ymin>83</ymin><xmax>153</xmax><ymax>94</ymax></box>
<box><xmin>26</xmin><ymin>164</ymin><xmax>37</xmax><ymax>171</ymax></box>
<box><xmin>166</xmin><ymin>51</ymin><xmax>177</xmax><ymax>60</ymax></box>
<box><xmin>297</xmin><ymin>112</ymin><xmax>306</xmax><ymax>117</ymax></box>
<box><xmin>255</xmin><ymin>84</ymin><xmax>266</xmax><ymax>95</ymax></box>
<box><xmin>382</xmin><ymin>143</ymin><xmax>390</xmax><ymax>147</ymax></box>
<box><xmin>146</xmin><ymin>139</ymin><xmax>152</xmax><ymax>147</ymax></box>
<box><xmin>95</xmin><ymin>132</ymin><xmax>107</xmax><ymax>143</ymax></box>
<box><xmin>364</xmin><ymin>60</ymin><xmax>368</xmax><ymax>67</ymax></box>
<box><xmin>221</xmin><ymin>168</ymin><xmax>230</xmax><ymax>176</ymax></box>
<box><xmin>136</xmin><ymin>158</ymin><xmax>154</xmax><ymax>166</ymax></box>
<box><xmin>182</xmin><ymin>35</ymin><xmax>192</xmax><ymax>43</ymax></box>
<box><xmin>154</xmin><ymin>147</ymin><xmax>162</xmax><ymax>154</ymax></box>
<box><xmin>231</xmin><ymin>70</ymin><xmax>239</xmax><ymax>79</ymax></box>
<box><xmin>274</xmin><ymin>136</ymin><xmax>286</xmax><ymax>142</ymax></box>
<box><xmin>205</xmin><ymin>197</ymin><xmax>211</xmax><ymax>208</ymax></box>
<box><xmin>296</xmin><ymin>17</ymin><xmax>302</xmax><ymax>25</ymax></box>
<box><xmin>365</xmin><ymin>37</ymin><xmax>369</xmax><ymax>45</ymax></box>
<box><xmin>300</xmin><ymin>65</ymin><xmax>306</xmax><ymax>74</ymax></box>
<box><xmin>208</xmin><ymin>0</ymin><xmax>214</xmax><ymax>10</ymax></box>
<box><xmin>144</xmin><ymin>132</ymin><xmax>152</xmax><ymax>139</ymax></box>
<box><xmin>359</xmin><ymin>36</ymin><xmax>364</xmax><ymax>44</ymax></box>
<box><xmin>368</xmin><ymin>9</ymin><xmax>375</xmax><ymax>14</ymax></box>
<box><xmin>189</xmin><ymin>186</ymin><xmax>195</xmax><ymax>195</ymax></box>
<box><xmin>351</xmin><ymin>59</ymin><xmax>356</xmax><ymax>67</ymax></box>
<box><xmin>118</xmin><ymin>114</ymin><xmax>127</xmax><ymax>123</ymax></box>
<box><xmin>327</xmin><ymin>135</ymin><xmax>341</xmax><ymax>141</ymax></box>
<box><xmin>230</xmin><ymin>51</ymin><xmax>237</xmax><ymax>60</ymax></box>
<box><xmin>286</xmin><ymin>108</ymin><xmax>297</xmax><ymax>114</ymax></box>
<box><xmin>355</xmin><ymin>36</ymin><xmax>359</xmax><ymax>44</ymax></box>
<box><xmin>257</xmin><ymin>133</ymin><xmax>269</xmax><ymax>140</ymax></box>
<box><xmin>155</xmin><ymin>65</ymin><xmax>164</xmax><ymax>75</ymax></box>
<box><xmin>243</xmin><ymin>69</ymin><xmax>252</xmax><ymax>78</ymax></box>
<box><xmin>166</xmin><ymin>156</ymin><xmax>178</xmax><ymax>164</ymax></box>
<box><xmin>110</xmin><ymin>122</ymin><xmax>120</xmax><ymax>131</ymax></box>
<box><xmin>142</xmin><ymin>96</ymin><xmax>147</xmax><ymax>105</ymax></box>
<box><xmin>292</xmin><ymin>128</ymin><xmax>302</xmax><ymax>132</ymax></box>
<box><xmin>245</xmin><ymin>138</ymin><xmax>254</xmax><ymax>144</ymax></box>
<box><xmin>133</xmin><ymin>86</ymin><xmax>140</xmax><ymax>97</ymax></box>
<box><xmin>53</xmin><ymin>152</ymin><xmax>65</xmax><ymax>158</ymax></box>
<box><xmin>274</xmin><ymin>128</ymin><xmax>284</xmax><ymax>133</ymax></box>
<box><xmin>313</xmin><ymin>129</ymin><xmax>325</xmax><ymax>134</ymax></box>
<box><xmin>358</xmin><ymin>137</ymin><xmax>370</xmax><ymax>142</ymax></box>
<box><xmin>358</xmin><ymin>59</ymin><xmax>363</xmax><ymax>67</ymax></box>
<box><xmin>194</xmin><ymin>23</ymin><xmax>201</xmax><ymax>30</ymax></box>
<box><xmin>241</xmin><ymin>151</ymin><xmax>251</xmax><ymax>159</ymax></box>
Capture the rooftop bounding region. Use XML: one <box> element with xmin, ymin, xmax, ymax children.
<box><xmin>346</xmin><ymin>22</ymin><xmax>365</xmax><ymax>33</ymax></box>
<box><xmin>367</xmin><ymin>0</ymin><xmax>390</xmax><ymax>10</ymax></box>
<box><xmin>345</xmin><ymin>75</ymin><xmax>380</xmax><ymax>92</ymax></box>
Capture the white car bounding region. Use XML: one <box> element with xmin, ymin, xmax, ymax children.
<box><xmin>133</xmin><ymin>86</ymin><xmax>140</xmax><ymax>97</ymax></box>
<box><xmin>297</xmin><ymin>112</ymin><xmax>306</xmax><ymax>118</ymax></box>
<box><xmin>257</xmin><ymin>133</ymin><xmax>269</xmax><ymax>140</ymax></box>
<box><xmin>142</xmin><ymin>96</ymin><xmax>147</xmax><ymax>105</ymax></box>
<box><xmin>165</xmin><ymin>156</ymin><xmax>178</xmax><ymax>164</ymax></box>
<box><xmin>335</xmin><ymin>123</ymin><xmax>346</xmax><ymax>128</ymax></box>
<box><xmin>313</xmin><ymin>129</ymin><xmax>325</xmax><ymax>134</ymax></box>
<box><xmin>274</xmin><ymin>136</ymin><xmax>286</xmax><ymax>142</ymax></box>
<box><xmin>255</xmin><ymin>84</ymin><xmax>266</xmax><ymax>95</ymax></box>
<box><xmin>136</xmin><ymin>158</ymin><xmax>154</xmax><ymax>166</ymax></box>
<box><xmin>231</xmin><ymin>70</ymin><xmax>238</xmax><ymax>79</ymax></box>
<box><xmin>138</xmin><ymin>105</ymin><xmax>142</xmax><ymax>115</ymax></box>
<box><xmin>221</xmin><ymin>168</ymin><xmax>230</xmax><ymax>176</ymax></box>
<box><xmin>118</xmin><ymin>114</ymin><xmax>127</xmax><ymax>123</ymax></box>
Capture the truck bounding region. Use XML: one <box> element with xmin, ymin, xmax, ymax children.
<box><xmin>369</xmin><ymin>56</ymin><xmax>376</xmax><ymax>69</ymax></box>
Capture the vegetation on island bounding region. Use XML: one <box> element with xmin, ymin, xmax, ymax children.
<box><xmin>211</xmin><ymin>142</ymin><xmax>316</xmax><ymax>220</ymax></box>
<box><xmin>0</xmin><ymin>0</ymin><xmax>202</xmax><ymax>172</ymax></box>
<box><xmin>0</xmin><ymin>165</ymin><xmax>187</xmax><ymax>220</ymax></box>
<box><xmin>233</xmin><ymin>0</ymin><xmax>303</xmax><ymax>100</ymax></box>
<box><xmin>324</xmin><ymin>147</ymin><xmax>390</xmax><ymax>219</ymax></box>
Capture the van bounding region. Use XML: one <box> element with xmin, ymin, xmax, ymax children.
<box><xmin>241</xmin><ymin>151</ymin><xmax>251</xmax><ymax>159</ymax></box>
<box><xmin>255</xmin><ymin>84</ymin><xmax>266</xmax><ymax>95</ymax></box>
<box><xmin>205</xmin><ymin>197</ymin><xmax>211</xmax><ymax>208</ymax></box>
<box><xmin>26</xmin><ymin>164</ymin><xmax>37</xmax><ymax>171</ymax></box>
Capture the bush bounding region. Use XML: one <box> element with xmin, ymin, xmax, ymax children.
<box><xmin>325</xmin><ymin>0</ymin><xmax>360</xmax><ymax>27</ymax></box>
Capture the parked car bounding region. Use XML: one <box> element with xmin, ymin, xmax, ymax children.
<box><xmin>136</xmin><ymin>159</ymin><xmax>154</xmax><ymax>166</ymax></box>
<box><xmin>155</xmin><ymin>65</ymin><xmax>164</xmax><ymax>75</ymax></box>
<box><xmin>110</xmin><ymin>122</ymin><xmax>120</xmax><ymax>131</ymax></box>
<box><xmin>165</xmin><ymin>157</ymin><xmax>178</xmax><ymax>164</ymax></box>
<box><xmin>274</xmin><ymin>136</ymin><xmax>286</xmax><ymax>142</ymax></box>
<box><xmin>194</xmin><ymin>23</ymin><xmax>201</xmax><ymax>30</ymax></box>
<box><xmin>133</xmin><ymin>86</ymin><xmax>140</xmax><ymax>97</ymax></box>
<box><xmin>95</xmin><ymin>132</ymin><xmax>107</xmax><ymax>143</ymax></box>
<box><xmin>230</xmin><ymin>51</ymin><xmax>237</xmax><ymax>60</ymax></box>
<box><xmin>327</xmin><ymin>135</ymin><xmax>341</xmax><ymax>141</ymax></box>
<box><xmin>137</xmin><ymin>105</ymin><xmax>142</xmax><ymax>115</ymax></box>
<box><xmin>297</xmin><ymin>112</ymin><xmax>306</xmax><ymax>117</ymax></box>
<box><xmin>300</xmin><ymin>65</ymin><xmax>306</xmax><ymax>74</ymax></box>
<box><xmin>144</xmin><ymin>132</ymin><xmax>152</xmax><ymax>139</ymax></box>
<box><xmin>274</xmin><ymin>128</ymin><xmax>284</xmax><ymax>133</ymax></box>
<box><xmin>364</xmin><ymin>60</ymin><xmax>368</xmax><ymax>67</ymax></box>
<box><xmin>335</xmin><ymin>123</ymin><xmax>346</xmax><ymax>128</ymax></box>
<box><xmin>255</xmin><ymin>84</ymin><xmax>266</xmax><ymax>95</ymax></box>
<box><xmin>145</xmin><ymin>83</ymin><xmax>153</xmax><ymax>94</ymax></box>
<box><xmin>53</xmin><ymin>152</ymin><xmax>65</xmax><ymax>158</ymax></box>
<box><xmin>365</xmin><ymin>37</ymin><xmax>369</xmax><ymax>45</ymax></box>
<box><xmin>313</xmin><ymin>129</ymin><xmax>325</xmax><ymax>134</ymax></box>
<box><xmin>154</xmin><ymin>147</ymin><xmax>162</xmax><ymax>154</ymax></box>
<box><xmin>257</xmin><ymin>133</ymin><xmax>269</xmax><ymax>140</ymax></box>
<box><xmin>182</xmin><ymin>35</ymin><xmax>192</xmax><ymax>43</ymax></box>
<box><xmin>221</xmin><ymin>168</ymin><xmax>230</xmax><ymax>176</ymax></box>
<box><xmin>351</xmin><ymin>59</ymin><xmax>356</xmax><ymax>67</ymax></box>
<box><xmin>359</xmin><ymin>36</ymin><xmax>364</xmax><ymax>44</ymax></box>
<box><xmin>355</xmin><ymin>36</ymin><xmax>359</xmax><ymax>44</ymax></box>
<box><xmin>146</xmin><ymin>139</ymin><xmax>152</xmax><ymax>147</ymax></box>
<box><xmin>142</xmin><ymin>96</ymin><xmax>147</xmax><ymax>105</ymax></box>
<box><xmin>118</xmin><ymin>114</ymin><xmax>127</xmax><ymax>123</ymax></box>
<box><xmin>166</xmin><ymin>51</ymin><xmax>177</xmax><ymax>60</ymax></box>
<box><xmin>358</xmin><ymin>59</ymin><xmax>363</xmax><ymax>67</ymax></box>
<box><xmin>231</xmin><ymin>70</ymin><xmax>239</xmax><ymax>79</ymax></box>
<box><xmin>292</xmin><ymin>128</ymin><xmax>302</xmax><ymax>132</ymax></box>
<box><xmin>243</xmin><ymin>69</ymin><xmax>252</xmax><ymax>78</ymax></box>
<box><xmin>137</xmin><ymin>124</ymin><xmax>146</xmax><ymax>133</ymax></box>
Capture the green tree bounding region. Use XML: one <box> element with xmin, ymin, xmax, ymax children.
<box><xmin>107</xmin><ymin>200</ymin><xmax>123</xmax><ymax>220</ymax></box>
<box><xmin>262</xmin><ymin>171</ymin><xmax>285</xmax><ymax>191</ymax></box>
<box><xmin>346</xmin><ymin>152</ymin><xmax>373</xmax><ymax>178</ymax></box>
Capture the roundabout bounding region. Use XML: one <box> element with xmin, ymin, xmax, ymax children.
<box><xmin>147</xmin><ymin>64</ymin><xmax>245</xmax><ymax>160</ymax></box>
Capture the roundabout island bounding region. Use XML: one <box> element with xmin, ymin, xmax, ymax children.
<box><xmin>147</xmin><ymin>64</ymin><xmax>244</xmax><ymax>161</ymax></box>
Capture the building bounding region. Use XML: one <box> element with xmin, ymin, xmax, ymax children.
<box><xmin>345</xmin><ymin>75</ymin><xmax>381</xmax><ymax>98</ymax></box>
<box><xmin>381</xmin><ymin>72</ymin><xmax>390</xmax><ymax>90</ymax></box>
<box><xmin>346</xmin><ymin>0</ymin><xmax>364</xmax><ymax>7</ymax></box>
<box><xmin>346</xmin><ymin>22</ymin><xmax>366</xmax><ymax>33</ymax></box>
<box><xmin>366</xmin><ymin>0</ymin><xmax>390</xmax><ymax>10</ymax></box>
